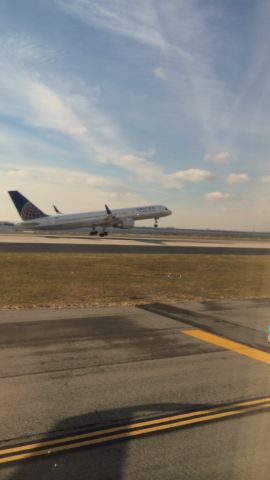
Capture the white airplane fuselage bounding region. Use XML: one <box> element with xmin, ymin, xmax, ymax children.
<box><xmin>15</xmin><ymin>205</ymin><xmax>171</xmax><ymax>231</ymax></box>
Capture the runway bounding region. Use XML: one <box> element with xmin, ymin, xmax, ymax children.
<box><xmin>0</xmin><ymin>300</ymin><xmax>270</xmax><ymax>479</ymax></box>
<box><xmin>1</xmin><ymin>233</ymin><xmax>270</xmax><ymax>254</ymax></box>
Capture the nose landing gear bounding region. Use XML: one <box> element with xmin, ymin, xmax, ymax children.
<box><xmin>154</xmin><ymin>218</ymin><xmax>158</xmax><ymax>228</ymax></box>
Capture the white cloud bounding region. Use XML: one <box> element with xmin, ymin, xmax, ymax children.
<box><xmin>116</xmin><ymin>154</ymin><xmax>185</xmax><ymax>189</ymax></box>
<box><xmin>0</xmin><ymin>164</ymin><xmax>121</xmax><ymax>221</ymax></box>
<box><xmin>25</xmin><ymin>80</ymin><xmax>88</xmax><ymax>137</ymax></box>
<box><xmin>113</xmin><ymin>157</ymin><xmax>213</xmax><ymax>189</ymax></box>
<box><xmin>117</xmin><ymin>154</ymin><xmax>162</xmax><ymax>179</ymax></box>
<box><xmin>226</xmin><ymin>173</ymin><xmax>249</xmax><ymax>184</ymax></box>
<box><xmin>204</xmin><ymin>151</ymin><xmax>232</xmax><ymax>163</ymax></box>
<box><xmin>56</xmin><ymin>0</ymin><xmax>173</xmax><ymax>53</ymax></box>
<box><xmin>0</xmin><ymin>33</ymin><xmax>55</xmax><ymax>63</ymax></box>
<box><xmin>153</xmin><ymin>67</ymin><xmax>166</xmax><ymax>80</ymax></box>
<box><xmin>56</xmin><ymin>0</ymin><xmax>233</xmax><ymax>143</ymax></box>
<box><xmin>54</xmin><ymin>0</ymin><xmax>270</xmax><ymax>155</ymax></box>
<box><xmin>0</xmin><ymin>35</ymin><xmax>185</xmax><ymax>191</ymax></box>
<box><xmin>2</xmin><ymin>3</ymin><xmax>270</xmax><ymax>234</ymax></box>
<box><xmin>171</xmin><ymin>168</ymin><xmax>214</xmax><ymax>182</ymax></box>
<box><xmin>0</xmin><ymin>67</ymin><xmax>88</xmax><ymax>138</ymax></box>
<box><xmin>204</xmin><ymin>191</ymin><xmax>232</xmax><ymax>200</ymax></box>
<box><xmin>2</xmin><ymin>163</ymin><xmax>114</xmax><ymax>189</ymax></box>
<box><xmin>114</xmin><ymin>155</ymin><xmax>216</xmax><ymax>189</ymax></box>
<box><xmin>108</xmin><ymin>191</ymin><xmax>147</xmax><ymax>205</ymax></box>
<box><xmin>54</xmin><ymin>169</ymin><xmax>113</xmax><ymax>187</ymax></box>
<box><xmin>260</xmin><ymin>175</ymin><xmax>270</xmax><ymax>184</ymax></box>
<box><xmin>7</xmin><ymin>169</ymin><xmax>29</xmax><ymax>178</ymax></box>
<box><xmin>70</xmin><ymin>126</ymin><xmax>88</xmax><ymax>136</ymax></box>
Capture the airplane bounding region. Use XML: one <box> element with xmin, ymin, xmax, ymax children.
<box><xmin>8</xmin><ymin>191</ymin><xmax>172</xmax><ymax>237</ymax></box>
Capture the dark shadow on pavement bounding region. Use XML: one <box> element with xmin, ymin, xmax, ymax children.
<box><xmin>6</xmin><ymin>401</ymin><xmax>212</xmax><ymax>480</ymax></box>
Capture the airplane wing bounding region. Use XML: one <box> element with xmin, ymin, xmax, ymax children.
<box><xmin>102</xmin><ymin>205</ymin><xmax>120</xmax><ymax>226</ymax></box>
<box><xmin>99</xmin><ymin>205</ymin><xmax>134</xmax><ymax>229</ymax></box>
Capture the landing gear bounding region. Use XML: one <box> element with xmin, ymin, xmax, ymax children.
<box><xmin>154</xmin><ymin>218</ymin><xmax>158</xmax><ymax>228</ymax></box>
<box><xmin>89</xmin><ymin>229</ymin><xmax>98</xmax><ymax>236</ymax></box>
<box><xmin>99</xmin><ymin>230</ymin><xmax>108</xmax><ymax>237</ymax></box>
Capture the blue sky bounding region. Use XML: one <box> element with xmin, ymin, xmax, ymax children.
<box><xmin>0</xmin><ymin>0</ymin><xmax>270</xmax><ymax>229</ymax></box>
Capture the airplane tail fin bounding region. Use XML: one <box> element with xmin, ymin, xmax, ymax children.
<box><xmin>8</xmin><ymin>191</ymin><xmax>48</xmax><ymax>221</ymax></box>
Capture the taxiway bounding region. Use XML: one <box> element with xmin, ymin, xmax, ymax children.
<box><xmin>0</xmin><ymin>300</ymin><xmax>270</xmax><ymax>479</ymax></box>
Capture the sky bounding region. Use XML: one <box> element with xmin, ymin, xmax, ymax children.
<box><xmin>0</xmin><ymin>0</ymin><xmax>270</xmax><ymax>230</ymax></box>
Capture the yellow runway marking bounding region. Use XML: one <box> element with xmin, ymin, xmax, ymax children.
<box><xmin>1</xmin><ymin>396</ymin><xmax>269</xmax><ymax>455</ymax></box>
<box><xmin>182</xmin><ymin>329</ymin><xmax>270</xmax><ymax>364</ymax></box>
<box><xmin>0</xmin><ymin>396</ymin><xmax>270</xmax><ymax>464</ymax></box>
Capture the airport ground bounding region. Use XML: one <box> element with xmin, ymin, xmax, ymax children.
<box><xmin>0</xmin><ymin>230</ymin><xmax>270</xmax><ymax>309</ymax></box>
<box><xmin>0</xmin><ymin>300</ymin><xmax>270</xmax><ymax>479</ymax></box>
<box><xmin>1</xmin><ymin>233</ymin><xmax>270</xmax><ymax>478</ymax></box>
<box><xmin>1</xmin><ymin>233</ymin><xmax>270</xmax><ymax>254</ymax></box>
<box><xmin>1</xmin><ymin>253</ymin><xmax>270</xmax><ymax>309</ymax></box>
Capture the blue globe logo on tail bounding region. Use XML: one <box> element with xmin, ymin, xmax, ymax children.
<box><xmin>8</xmin><ymin>191</ymin><xmax>47</xmax><ymax>221</ymax></box>
<box><xmin>21</xmin><ymin>201</ymin><xmax>46</xmax><ymax>221</ymax></box>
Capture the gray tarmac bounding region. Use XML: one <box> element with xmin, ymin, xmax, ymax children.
<box><xmin>2</xmin><ymin>242</ymin><xmax>270</xmax><ymax>254</ymax></box>
<box><xmin>1</xmin><ymin>233</ymin><xmax>270</xmax><ymax>254</ymax></box>
<box><xmin>0</xmin><ymin>300</ymin><xmax>270</xmax><ymax>479</ymax></box>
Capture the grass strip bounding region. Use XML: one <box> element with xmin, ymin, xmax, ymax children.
<box><xmin>0</xmin><ymin>253</ymin><xmax>269</xmax><ymax>308</ymax></box>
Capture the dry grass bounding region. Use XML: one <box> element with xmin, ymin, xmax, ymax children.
<box><xmin>1</xmin><ymin>253</ymin><xmax>270</xmax><ymax>309</ymax></box>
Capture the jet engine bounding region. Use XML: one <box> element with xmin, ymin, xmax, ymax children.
<box><xmin>117</xmin><ymin>218</ymin><xmax>134</xmax><ymax>229</ymax></box>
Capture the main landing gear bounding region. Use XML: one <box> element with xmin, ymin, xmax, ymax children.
<box><xmin>154</xmin><ymin>218</ymin><xmax>158</xmax><ymax>228</ymax></box>
<box><xmin>89</xmin><ymin>227</ymin><xmax>108</xmax><ymax>237</ymax></box>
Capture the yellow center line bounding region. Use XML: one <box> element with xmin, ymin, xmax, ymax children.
<box><xmin>1</xmin><ymin>396</ymin><xmax>270</xmax><ymax>456</ymax></box>
<box><xmin>1</xmin><ymin>401</ymin><xmax>270</xmax><ymax>464</ymax></box>
<box><xmin>181</xmin><ymin>329</ymin><xmax>270</xmax><ymax>365</ymax></box>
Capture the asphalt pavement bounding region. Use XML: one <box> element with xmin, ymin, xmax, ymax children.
<box><xmin>1</xmin><ymin>233</ymin><xmax>270</xmax><ymax>254</ymax></box>
<box><xmin>0</xmin><ymin>300</ymin><xmax>270</xmax><ymax>479</ymax></box>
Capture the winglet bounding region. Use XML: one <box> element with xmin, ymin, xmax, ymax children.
<box><xmin>53</xmin><ymin>205</ymin><xmax>62</xmax><ymax>214</ymax></box>
<box><xmin>105</xmin><ymin>204</ymin><xmax>112</xmax><ymax>215</ymax></box>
